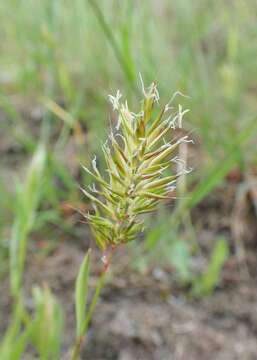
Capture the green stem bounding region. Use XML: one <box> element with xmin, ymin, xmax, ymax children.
<box><xmin>70</xmin><ymin>269</ymin><xmax>107</xmax><ymax>360</ymax></box>
<box><xmin>70</xmin><ymin>337</ymin><xmax>82</xmax><ymax>360</ymax></box>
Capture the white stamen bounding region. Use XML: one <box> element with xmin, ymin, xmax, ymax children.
<box><xmin>178</xmin><ymin>105</ymin><xmax>190</xmax><ymax>128</ymax></box>
<box><xmin>139</xmin><ymin>72</ymin><xmax>147</xmax><ymax>97</ymax></box>
<box><xmin>92</xmin><ymin>155</ymin><xmax>98</xmax><ymax>173</ymax></box>
<box><xmin>88</xmin><ymin>183</ymin><xmax>97</xmax><ymax>193</ymax></box>
<box><xmin>139</xmin><ymin>73</ymin><xmax>159</xmax><ymax>103</ymax></box>
<box><xmin>132</xmin><ymin>110</ymin><xmax>144</xmax><ymax>118</ymax></box>
<box><xmin>116</xmin><ymin>116</ymin><xmax>121</xmax><ymax>130</ymax></box>
<box><xmin>121</xmin><ymin>103</ymin><xmax>135</xmax><ymax>123</ymax></box>
<box><xmin>180</xmin><ymin>135</ymin><xmax>194</xmax><ymax>144</ymax></box>
<box><xmin>108</xmin><ymin>90</ymin><xmax>122</xmax><ymax>111</ymax></box>
<box><xmin>148</xmin><ymin>82</ymin><xmax>160</xmax><ymax>103</ymax></box>
<box><xmin>167</xmin><ymin>91</ymin><xmax>190</xmax><ymax>108</ymax></box>
<box><xmin>169</xmin><ymin>115</ymin><xmax>178</xmax><ymax>129</ymax></box>
<box><xmin>164</xmin><ymin>103</ymin><xmax>173</xmax><ymax>113</ymax></box>
<box><xmin>172</xmin><ymin>156</ymin><xmax>193</xmax><ymax>175</ymax></box>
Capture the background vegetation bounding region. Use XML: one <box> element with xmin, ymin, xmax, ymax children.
<box><xmin>0</xmin><ymin>0</ymin><xmax>257</xmax><ymax>358</ymax></box>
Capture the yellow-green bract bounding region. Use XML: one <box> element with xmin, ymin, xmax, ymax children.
<box><xmin>81</xmin><ymin>81</ymin><xmax>192</xmax><ymax>250</ymax></box>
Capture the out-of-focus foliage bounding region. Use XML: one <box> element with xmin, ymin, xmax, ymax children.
<box><xmin>10</xmin><ymin>143</ymin><xmax>47</xmax><ymax>297</ymax></box>
<box><xmin>0</xmin><ymin>286</ymin><xmax>63</xmax><ymax>360</ymax></box>
<box><xmin>192</xmin><ymin>238</ymin><xmax>229</xmax><ymax>297</ymax></box>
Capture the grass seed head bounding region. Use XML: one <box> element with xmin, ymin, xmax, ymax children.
<box><xmin>82</xmin><ymin>81</ymin><xmax>192</xmax><ymax>250</ymax></box>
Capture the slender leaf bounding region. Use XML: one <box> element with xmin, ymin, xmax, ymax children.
<box><xmin>75</xmin><ymin>249</ymin><xmax>91</xmax><ymax>337</ymax></box>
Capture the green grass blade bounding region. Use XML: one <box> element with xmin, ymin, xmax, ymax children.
<box><xmin>10</xmin><ymin>143</ymin><xmax>47</xmax><ymax>298</ymax></box>
<box><xmin>75</xmin><ymin>249</ymin><xmax>91</xmax><ymax>338</ymax></box>
<box><xmin>7</xmin><ymin>319</ymin><xmax>37</xmax><ymax>360</ymax></box>
<box><xmin>32</xmin><ymin>286</ymin><xmax>64</xmax><ymax>360</ymax></box>
<box><xmin>88</xmin><ymin>0</ymin><xmax>135</xmax><ymax>86</ymax></box>
<box><xmin>81</xmin><ymin>268</ymin><xmax>106</xmax><ymax>336</ymax></box>
<box><xmin>0</xmin><ymin>300</ymin><xmax>24</xmax><ymax>356</ymax></box>
<box><xmin>192</xmin><ymin>237</ymin><xmax>229</xmax><ymax>297</ymax></box>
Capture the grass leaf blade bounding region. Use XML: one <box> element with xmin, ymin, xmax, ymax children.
<box><xmin>75</xmin><ymin>249</ymin><xmax>91</xmax><ymax>337</ymax></box>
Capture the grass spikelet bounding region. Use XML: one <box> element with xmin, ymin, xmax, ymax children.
<box><xmin>81</xmin><ymin>80</ymin><xmax>192</xmax><ymax>250</ymax></box>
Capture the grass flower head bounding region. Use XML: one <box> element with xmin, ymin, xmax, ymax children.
<box><xmin>82</xmin><ymin>81</ymin><xmax>192</xmax><ymax>250</ymax></box>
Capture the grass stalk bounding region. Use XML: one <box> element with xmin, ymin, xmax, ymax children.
<box><xmin>70</xmin><ymin>268</ymin><xmax>107</xmax><ymax>360</ymax></box>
